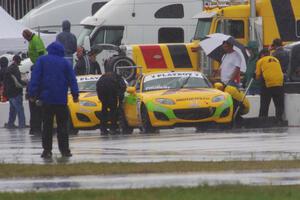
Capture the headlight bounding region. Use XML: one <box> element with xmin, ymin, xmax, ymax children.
<box><xmin>79</xmin><ymin>100</ymin><xmax>97</xmax><ymax>107</ymax></box>
<box><xmin>212</xmin><ymin>95</ymin><xmax>225</xmax><ymax>103</ymax></box>
<box><xmin>156</xmin><ymin>98</ymin><xmax>175</xmax><ymax>105</ymax></box>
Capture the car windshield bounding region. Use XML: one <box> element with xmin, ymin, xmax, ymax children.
<box><xmin>77</xmin><ymin>26</ymin><xmax>94</xmax><ymax>46</ymax></box>
<box><xmin>143</xmin><ymin>72</ymin><xmax>211</xmax><ymax>92</ymax></box>
<box><xmin>194</xmin><ymin>18</ymin><xmax>212</xmax><ymax>40</ymax></box>
<box><xmin>78</xmin><ymin>81</ymin><xmax>97</xmax><ymax>92</ymax></box>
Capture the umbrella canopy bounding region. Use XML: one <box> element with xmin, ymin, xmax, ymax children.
<box><xmin>200</xmin><ymin>33</ymin><xmax>248</xmax><ymax>72</ymax></box>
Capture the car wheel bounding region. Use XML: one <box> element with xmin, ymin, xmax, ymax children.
<box><xmin>119</xmin><ymin>110</ymin><xmax>133</xmax><ymax>135</ymax></box>
<box><xmin>140</xmin><ymin>105</ymin><xmax>157</xmax><ymax>134</ymax></box>
<box><xmin>67</xmin><ymin>115</ymin><xmax>79</xmax><ymax>135</ymax></box>
<box><xmin>105</xmin><ymin>56</ymin><xmax>137</xmax><ymax>82</ymax></box>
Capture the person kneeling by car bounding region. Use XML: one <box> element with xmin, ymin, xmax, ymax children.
<box><xmin>96</xmin><ymin>72</ymin><xmax>127</xmax><ymax>135</ymax></box>
<box><xmin>214</xmin><ymin>82</ymin><xmax>250</xmax><ymax>125</ymax></box>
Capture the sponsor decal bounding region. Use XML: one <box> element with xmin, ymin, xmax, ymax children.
<box><xmin>176</xmin><ymin>97</ymin><xmax>209</xmax><ymax>102</ymax></box>
<box><xmin>144</xmin><ymin>72</ymin><xmax>203</xmax><ymax>82</ymax></box>
<box><xmin>77</xmin><ymin>75</ymin><xmax>101</xmax><ymax>82</ymax></box>
<box><xmin>153</xmin><ymin>54</ymin><xmax>162</xmax><ymax>60</ymax></box>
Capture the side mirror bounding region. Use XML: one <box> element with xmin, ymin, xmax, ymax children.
<box><xmin>83</xmin><ymin>36</ymin><xmax>91</xmax><ymax>52</ymax></box>
<box><xmin>126</xmin><ymin>86</ymin><xmax>136</xmax><ymax>94</ymax></box>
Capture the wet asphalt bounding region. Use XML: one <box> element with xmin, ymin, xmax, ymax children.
<box><xmin>1</xmin><ymin>102</ymin><xmax>300</xmax><ymax>191</ymax></box>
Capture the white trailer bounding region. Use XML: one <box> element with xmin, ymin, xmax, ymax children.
<box><xmin>20</xmin><ymin>0</ymin><xmax>110</xmax><ymax>36</ymax></box>
<box><xmin>78</xmin><ymin>0</ymin><xmax>203</xmax><ymax>47</ymax></box>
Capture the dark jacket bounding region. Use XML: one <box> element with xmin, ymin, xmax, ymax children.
<box><xmin>272</xmin><ymin>47</ymin><xmax>289</xmax><ymax>73</ymax></box>
<box><xmin>3</xmin><ymin>63</ymin><xmax>26</xmax><ymax>98</ymax></box>
<box><xmin>0</xmin><ymin>57</ymin><xmax>8</xmax><ymax>83</ymax></box>
<box><xmin>243</xmin><ymin>41</ymin><xmax>261</xmax><ymax>91</ymax></box>
<box><xmin>74</xmin><ymin>56</ymin><xmax>101</xmax><ymax>75</ymax></box>
<box><xmin>56</xmin><ymin>20</ymin><xmax>77</xmax><ymax>57</ymax></box>
<box><xmin>96</xmin><ymin>72</ymin><xmax>126</xmax><ymax>99</ymax></box>
<box><xmin>29</xmin><ymin>42</ymin><xmax>79</xmax><ymax>105</ymax></box>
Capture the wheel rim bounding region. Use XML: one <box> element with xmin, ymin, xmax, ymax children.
<box><xmin>113</xmin><ymin>59</ymin><xmax>136</xmax><ymax>81</ymax></box>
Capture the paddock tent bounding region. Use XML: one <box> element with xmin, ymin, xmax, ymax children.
<box><xmin>0</xmin><ymin>7</ymin><xmax>56</xmax><ymax>55</ymax></box>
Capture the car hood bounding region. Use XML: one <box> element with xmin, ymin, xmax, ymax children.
<box><xmin>142</xmin><ymin>88</ymin><xmax>227</xmax><ymax>102</ymax></box>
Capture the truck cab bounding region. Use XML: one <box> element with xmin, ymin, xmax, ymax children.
<box><xmin>193</xmin><ymin>0</ymin><xmax>300</xmax><ymax>77</ymax></box>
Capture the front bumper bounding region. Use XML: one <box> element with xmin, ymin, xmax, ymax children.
<box><xmin>145</xmin><ymin>98</ymin><xmax>233</xmax><ymax>127</ymax></box>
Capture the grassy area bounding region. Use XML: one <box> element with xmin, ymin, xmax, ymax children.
<box><xmin>1</xmin><ymin>160</ymin><xmax>300</xmax><ymax>178</ymax></box>
<box><xmin>1</xmin><ymin>185</ymin><xmax>300</xmax><ymax>200</ymax></box>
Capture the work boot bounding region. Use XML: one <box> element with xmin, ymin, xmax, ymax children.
<box><xmin>100</xmin><ymin>127</ymin><xmax>109</xmax><ymax>135</ymax></box>
<box><xmin>41</xmin><ymin>150</ymin><xmax>52</xmax><ymax>159</ymax></box>
<box><xmin>61</xmin><ymin>150</ymin><xmax>72</xmax><ymax>157</ymax></box>
<box><xmin>4</xmin><ymin>123</ymin><xmax>17</xmax><ymax>129</ymax></box>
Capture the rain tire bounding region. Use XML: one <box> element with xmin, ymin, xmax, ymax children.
<box><xmin>140</xmin><ymin>105</ymin><xmax>157</xmax><ymax>134</ymax></box>
<box><xmin>119</xmin><ymin>110</ymin><xmax>134</xmax><ymax>135</ymax></box>
<box><xmin>105</xmin><ymin>56</ymin><xmax>136</xmax><ymax>82</ymax></box>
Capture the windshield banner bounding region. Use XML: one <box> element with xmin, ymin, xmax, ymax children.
<box><xmin>144</xmin><ymin>72</ymin><xmax>203</xmax><ymax>82</ymax></box>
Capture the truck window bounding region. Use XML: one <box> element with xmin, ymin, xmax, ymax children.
<box><xmin>155</xmin><ymin>4</ymin><xmax>184</xmax><ymax>18</ymax></box>
<box><xmin>194</xmin><ymin>18</ymin><xmax>212</xmax><ymax>40</ymax></box>
<box><xmin>216</xmin><ymin>20</ymin><xmax>244</xmax><ymax>38</ymax></box>
<box><xmin>92</xmin><ymin>2</ymin><xmax>108</xmax><ymax>15</ymax></box>
<box><xmin>91</xmin><ymin>26</ymin><xmax>124</xmax><ymax>46</ymax></box>
<box><xmin>158</xmin><ymin>28</ymin><xmax>184</xmax><ymax>43</ymax></box>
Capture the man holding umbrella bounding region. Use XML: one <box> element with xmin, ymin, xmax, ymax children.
<box><xmin>219</xmin><ymin>40</ymin><xmax>243</xmax><ymax>87</ymax></box>
<box><xmin>200</xmin><ymin>33</ymin><xmax>249</xmax><ymax>124</ymax></box>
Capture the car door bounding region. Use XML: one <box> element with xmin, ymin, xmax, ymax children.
<box><xmin>124</xmin><ymin>76</ymin><xmax>143</xmax><ymax>126</ymax></box>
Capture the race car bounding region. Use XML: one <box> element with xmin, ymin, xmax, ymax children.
<box><xmin>120</xmin><ymin>71</ymin><xmax>234</xmax><ymax>134</ymax></box>
<box><xmin>67</xmin><ymin>75</ymin><xmax>102</xmax><ymax>134</ymax></box>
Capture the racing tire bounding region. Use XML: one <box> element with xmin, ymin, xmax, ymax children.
<box><xmin>119</xmin><ymin>110</ymin><xmax>134</xmax><ymax>135</ymax></box>
<box><xmin>67</xmin><ymin>115</ymin><xmax>79</xmax><ymax>135</ymax></box>
<box><xmin>140</xmin><ymin>105</ymin><xmax>158</xmax><ymax>134</ymax></box>
<box><xmin>105</xmin><ymin>55</ymin><xmax>137</xmax><ymax>82</ymax></box>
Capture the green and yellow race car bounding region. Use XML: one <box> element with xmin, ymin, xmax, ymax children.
<box><xmin>120</xmin><ymin>71</ymin><xmax>234</xmax><ymax>134</ymax></box>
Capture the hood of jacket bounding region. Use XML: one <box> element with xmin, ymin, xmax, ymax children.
<box><xmin>0</xmin><ymin>57</ymin><xmax>8</xmax><ymax>69</ymax></box>
<box><xmin>62</xmin><ymin>20</ymin><xmax>71</xmax><ymax>32</ymax></box>
<box><xmin>46</xmin><ymin>42</ymin><xmax>65</xmax><ymax>57</ymax></box>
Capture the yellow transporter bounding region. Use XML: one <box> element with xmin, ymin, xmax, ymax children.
<box><xmin>194</xmin><ymin>0</ymin><xmax>300</xmax><ymax>46</ymax></box>
<box><xmin>193</xmin><ymin>0</ymin><xmax>300</xmax><ymax>76</ymax></box>
<box><xmin>125</xmin><ymin>42</ymin><xmax>200</xmax><ymax>74</ymax></box>
<box><xmin>67</xmin><ymin>75</ymin><xmax>102</xmax><ymax>134</ymax></box>
<box><xmin>120</xmin><ymin>71</ymin><xmax>233</xmax><ymax>134</ymax></box>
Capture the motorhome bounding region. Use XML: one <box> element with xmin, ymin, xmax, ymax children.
<box><xmin>78</xmin><ymin>0</ymin><xmax>203</xmax><ymax>47</ymax></box>
<box><xmin>20</xmin><ymin>0</ymin><xmax>110</xmax><ymax>36</ymax></box>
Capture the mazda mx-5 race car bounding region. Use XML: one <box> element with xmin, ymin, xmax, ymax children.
<box><xmin>120</xmin><ymin>71</ymin><xmax>234</xmax><ymax>134</ymax></box>
<box><xmin>67</xmin><ymin>75</ymin><xmax>102</xmax><ymax>134</ymax></box>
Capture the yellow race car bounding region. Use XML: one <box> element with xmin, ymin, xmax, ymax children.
<box><xmin>120</xmin><ymin>71</ymin><xmax>234</xmax><ymax>134</ymax></box>
<box><xmin>67</xmin><ymin>75</ymin><xmax>102</xmax><ymax>134</ymax></box>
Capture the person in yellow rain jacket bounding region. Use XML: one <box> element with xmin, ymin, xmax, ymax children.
<box><xmin>255</xmin><ymin>48</ymin><xmax>284</xmax><ymax>123</ymax></box>
<box><xmin>214</xmin><ymin>82</ymin><xmax>250</xmax><ymax>120</ymax></box>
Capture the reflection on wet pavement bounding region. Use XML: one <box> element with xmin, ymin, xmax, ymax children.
<box><xmin>0</xmin><ymin>127</ymin><xmax>299</xmax><ymax>164</ymax></box>
<box><xmin>1</xmin><ymin>170</ymin><xmax>300</xmax><ymax>192</ymax></box>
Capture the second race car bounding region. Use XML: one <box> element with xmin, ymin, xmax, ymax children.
<box><xmin>121</xmin><ymin>71</ymin><xmax>234</xmax><ymax>133</ymax></box>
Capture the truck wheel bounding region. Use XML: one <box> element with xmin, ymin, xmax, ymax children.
<box><xmin>140</xmin><ymin>105</ymin><xmax>157</xmax><ymax>134</ymax></box>
<box><xmin>67</xmin><ymin>115</ymin><xmax>79</xmax><ymax>135</ymax></box>
<box><xmin>106</xmin><ymin>56</ymin><xmax>136</xmax><ymax>82</ymax></box>
<box><xmin>119</xmin><ymin>110</ymin><xmax>133</xmax><ymax>134</ymax></box>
